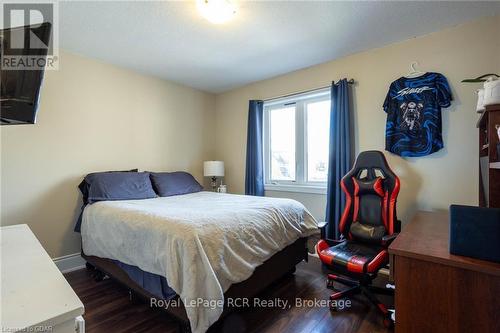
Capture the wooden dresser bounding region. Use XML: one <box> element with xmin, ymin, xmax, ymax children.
<box><xmin>389</xmin><ymin>211</ymin><xmax>500</xmax><ymax>333</ymax></box>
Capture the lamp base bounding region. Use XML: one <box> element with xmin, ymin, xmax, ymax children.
<box><xmin>211</xmin><ymin>177</ymin><xmax>217</xmax><ymax>191</ymax></box>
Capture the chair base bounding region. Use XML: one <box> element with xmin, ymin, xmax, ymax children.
<box><xmin>327</xmin><ymin>274</ymin><xmax>394</xmax><ymax>328</ymax></box>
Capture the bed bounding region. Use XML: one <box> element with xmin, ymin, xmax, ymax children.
<box><xmin>80</xmin><ymin>191</ymin><xmax>317</xmax><ymax>333</ymax></box>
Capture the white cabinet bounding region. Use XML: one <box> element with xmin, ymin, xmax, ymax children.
<box><xmin>1</xmin><ymin>224</ymin><xmax>85</xmax><ymax>332</ymax></box>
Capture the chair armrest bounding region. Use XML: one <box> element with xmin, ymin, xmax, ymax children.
<box><xmin>382</xmin><ymin>233</ymin><xmax>399</xmax><ymax>246</ymax></box>
<box><xmin>325</xmin><ymin>239</ymin><xmax>345</xmax><ymax>246</ymax></box>
<box><xmin>318</xmin><ymin>221</ymin><xmax>327</xmax><ymax>239</ymax></box>
<box><xmin>318</xmin><ymin>221</ymin><xmax>328</xmax><ymax>229</ymax></box>
<box><xmin>317</xmin><ymin>222</ymin><xmax>344</xmax><ymax>246</ymax></box>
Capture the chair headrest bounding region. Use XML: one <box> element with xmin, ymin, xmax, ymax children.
<box><xmin>348</xmin><ymin>150</ymin><xmax>397</xmax><ymax>183</ymax></box>
<box><xmin>353</xmin><ymin>151</ymin><xmax>390</xmax><ymax>168</ymax></box>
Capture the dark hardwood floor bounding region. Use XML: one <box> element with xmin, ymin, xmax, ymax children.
<box><xmin>64</xmin><ymin>256</ymin><xmax>393</xmax><ymax>333</ymax></box>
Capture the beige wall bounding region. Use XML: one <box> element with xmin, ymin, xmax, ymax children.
<box><xmin>1</xmin><ymin>15</ymin><xmax>499</xmax><ymax>258</ymax></box>
<box><xmin>215</xmin><ymin>15</ymin><xmax>500</xmax><ymax>223</ymax></box>
<box><xmin>1</xmin><ymin>50</ymin><xmax>216</xmax><ymax>258</ymax></box>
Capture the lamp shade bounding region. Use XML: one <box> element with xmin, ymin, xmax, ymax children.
<box><xmin>204</xmin><ymin>161</ymin><xmax>224</xmax><ymax>177</ymax></box>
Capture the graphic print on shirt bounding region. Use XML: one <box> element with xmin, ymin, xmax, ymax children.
<box><xmin>400</xmin><ymin>101</ymin><xmax>424</xmax><ymax>131</ymax></box>
<box><xmin>383</xmin><ymin>72</ymin><xmax>452</xmax><ymax>157</ymax></box>
<box><xmin>394</xmin><ymin>86</ymin><xmax>433</xmax><ymax>98</ymax></box>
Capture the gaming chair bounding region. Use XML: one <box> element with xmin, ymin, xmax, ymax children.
<box><xmin>316</xmin><ymin>150</ymin><xmax>400</xmax><ymax>326</ymax></box>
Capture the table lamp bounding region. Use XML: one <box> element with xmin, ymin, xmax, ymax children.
<box><xmin>204</xmin><ymin>161</ymin><xmax>224</xmax><ymax>191</ymax></box>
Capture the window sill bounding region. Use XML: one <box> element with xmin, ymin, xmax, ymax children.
<box><xmin>264</xmin><ymin>184</ymin><xmax>327</xmax><ymax>195</ymax></box>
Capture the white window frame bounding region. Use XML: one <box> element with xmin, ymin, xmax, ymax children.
<box><xmin>263</xmin><ymin>88</ymin><xmax>330</xmax><ymax>194</ymax></box>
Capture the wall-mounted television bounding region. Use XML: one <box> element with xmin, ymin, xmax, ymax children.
<box><xmin>0</xmin><ymin>22</ymin><xmax>51</xmax><ymax>125</ymax></box>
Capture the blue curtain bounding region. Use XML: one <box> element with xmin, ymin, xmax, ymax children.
<box><xmin>245</xmin><ymin>100</ymin><xmax>265</xmax><ymax>196</ymax></box>
<box><xmin>325</xmin><ymin>79</ymin><xmax>352</xmax><ymax>240</ymax></box>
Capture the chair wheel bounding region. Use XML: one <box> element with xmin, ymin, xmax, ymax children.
<box><xmin>85</xmin><ymin>262</ymin><xmax>95</xmax><ymax>271</ymax></box>
<box><xmin>326</xmin><ymin>279</ymin><xmax>336</xmax><ymax>290</ymax></box>
<box><xmin>128</xmin><ymin>289</ymin><xmax>138</xmax><ymax>302</ymax></box>
<box><xmin>93</xmin><ymin>270</ymin><xmax>106</xmax><ymax>282</ymax></box>
<box><xmin>383</xmin><ymin>317</ymin><xmax>394</xmax><ymax>328</ymax></box>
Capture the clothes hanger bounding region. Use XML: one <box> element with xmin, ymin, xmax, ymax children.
<box><xmin>405</xmin><ymin>61</ymin><xmax>426</xmax><ymax>78</ymax></box>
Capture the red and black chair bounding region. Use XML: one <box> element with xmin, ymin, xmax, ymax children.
<box><xmin>317</xmin><ymin>150</ymin><xmax>400</xmax><ymax>326</ymax></box>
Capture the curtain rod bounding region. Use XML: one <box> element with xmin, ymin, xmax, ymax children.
<box><xmin>262</xmin><ymin>79</ymin><xmax>355</xmax><ymax>102</ymax></box>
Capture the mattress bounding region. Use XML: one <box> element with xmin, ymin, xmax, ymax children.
<box><xmin>81</xmin><ymin>191</ymin><xmax>317</xmax><ymax>333</ymax></box>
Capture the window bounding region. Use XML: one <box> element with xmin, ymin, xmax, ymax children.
<box><xmin>263</xmin><ymin>88</ymin><xmax>331</xmax><ymax>194</ymax></box>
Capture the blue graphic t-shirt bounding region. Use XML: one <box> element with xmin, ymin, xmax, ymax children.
<box><xmin>383</xmin><ymin>72</ymin><xmax>452</xmax><ymax>157</ymax></box>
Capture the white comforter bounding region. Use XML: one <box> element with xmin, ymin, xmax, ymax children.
<box><xmin>81</xmin><ymin>191</ymin><xmax>317</xmax><ymax>333</ymax></box>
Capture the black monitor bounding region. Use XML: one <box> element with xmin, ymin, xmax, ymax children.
<box><xmin>0</xmin><ymin>22</ymin><xmax>51</xmax><ymax>125</ymax></box>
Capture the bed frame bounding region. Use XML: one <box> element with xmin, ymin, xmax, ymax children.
<box><xmin>82</xmin><ymin>237</ymin><xmax>308</xmax><ymax>333</ymax></box>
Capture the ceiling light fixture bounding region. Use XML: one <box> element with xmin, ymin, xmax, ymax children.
<box><xmin>196</xmin><ymin>0</ymin><xmax>237</xmax><ymax>24</ymax></box>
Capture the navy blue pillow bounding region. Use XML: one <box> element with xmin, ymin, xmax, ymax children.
<box><xmin>149</xmin><ymin>172</ymin><xmax>203</xmax><ymax>197</ymax></box>
<box><xmin>85</xmin><ymin>172</ymin><xmax>157</xmax><ymax>203</ymax></box>
<box><xmin>78</xmin><ymin>169</ymin><xmax>138</xmax><ymax>205</ymax></box>
<box><xmin>75</xmin><ymin>170</ymin><xmax>153</xmax><ymax>233</ymax></box>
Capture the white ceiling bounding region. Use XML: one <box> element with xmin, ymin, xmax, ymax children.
<box><xmin>59</xmin><ymin>1</ymin><xmax>500</xmax><ymax>93</ymax></box>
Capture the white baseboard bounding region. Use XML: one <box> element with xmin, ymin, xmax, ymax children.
<box><xmin>53</xmin><ymin>253</ymin><xmax>86</xmax><ymax>273</ymax></box>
